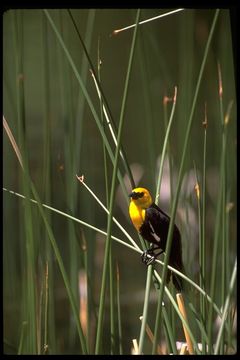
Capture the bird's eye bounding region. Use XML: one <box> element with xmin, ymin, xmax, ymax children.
<box><xmin>129</xmin><ymin>191</ymin><xmax>145</xmax><ymax>200</ymax></box>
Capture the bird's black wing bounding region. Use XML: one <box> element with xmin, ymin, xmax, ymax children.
<box><xmin>139</xmin><ymin>204</ymin><xmax>171</xmax><ymax>249</ymax></box>
<box><xmin>140</xmin><ymin>203</ymin><xmax>184</xmax><ymax>291</ymax></box>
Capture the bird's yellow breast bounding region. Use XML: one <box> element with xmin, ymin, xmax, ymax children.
<box><xmin>129</xmin><ymin>200</ymin><xmax>146</xmax><ymax>231</ymax></box>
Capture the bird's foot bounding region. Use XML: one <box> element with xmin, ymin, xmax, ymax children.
<box><xmin>141</xmin><ymin>249</ymin><xmax>156</xmax><ymax>266</ymax></box>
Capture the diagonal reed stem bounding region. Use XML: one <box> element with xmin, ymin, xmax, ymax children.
<box><xmin>151</xmin><ymin>8</ymin><xmax>220</xmax><ymax>354</ymax></box>
<box><xmin>94</xmin><ymin>10</ymin><xmax>141</xmax><ymax>353</ymax></box>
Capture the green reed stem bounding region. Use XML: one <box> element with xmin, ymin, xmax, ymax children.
<box><xmin>67</xmin><ymin>9</ymin><xmax>135</xmax><ymax>190</ymax></box>
<box><xmin>214</xmin><ymin>259</ymin><xmax>237</xmax><ymax>354</ymax></box>
<box><xmin>151</xmin><ymin>9</ymin><xmax>220</xmax><ymax>355</ymax></box>
<box><xmin>116</xmin><ymin>263</ymin><xmax>123</xmax><ymax>354</ymax></box>
<box><xmin>12</xmin><ymin>9</ymin><xmax>37</xmax><ymax>353</ymax></box>
<box><xmin>3</xmin><ymin>118</ymin><xmax>87</xmax><ymax>353</ymax></box>
<box><xmin>207</xmin><ymin>59</ymin><xmax>226</xmax><ymax>354</ymax></box>
<box><xmin>155</xmin><ymin>87</ymin><xmax>177</xmax><ymax>205</ymax></box>
<box><xmin>43</xmin><ymin>9</ymin><xmax>130</xmax><ymax>205</ymax></box>
<box><xmin>153</xmin><ymin>270</ymin><xmax>200</xmax><ymax>354</ymax></box>
<box><xmin>162</xmin><ymin>305</ymin><xmax>177</xmax><ymax>354</ymax></box>
<box><xmin>18</xmin><ymin>321</ymin><xmax>27</xmax><ymax>355</ymax></box>
<box><xmin>43</xmin><ymin>262</ymin><xmax>49</xmax><ymax>354</ymax></box>
<box><xmin>152</xmin><ymin>87</ymin><xmax>177</xmax><ymax>354</ymax></box>
<box><xmin>94</xmin><ymin>10</ymin><xmax>141</xmax><ymax>353</ymax></box>
<box><xmin>219</xmin><ymin>65</ymin><xmax>226</xmax><ymax>355</ymax></box>
<box><xmin>3</xmin><ymin>185</ymin><xmax>223</xmax><ymax>320</ymax></box>
<box><xmin>201</xmin><ymin>107</ymin><xmax>207</xmax><ymax>354</ymax></box>
<box><xmin>138</xmin><ymin>264</ymin><xmax>152</xmax><ymax>354</ymax></box>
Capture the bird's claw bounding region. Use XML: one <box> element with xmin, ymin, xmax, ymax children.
<box><xmin>141</xmin><ymin>250</ymin><xmax>156</xmax><ymax>266</ymax></box>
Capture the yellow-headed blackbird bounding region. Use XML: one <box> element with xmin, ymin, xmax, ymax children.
<box><xmin>129</xmin><ymin>187</ymin><xmax>184</xmax><ymax>291</ymax></box>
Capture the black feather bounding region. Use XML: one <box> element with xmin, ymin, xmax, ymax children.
<box><xmin>139</xmin><ymin>203</ymin><xmax>184</xmax><ymax>291</ymax></box>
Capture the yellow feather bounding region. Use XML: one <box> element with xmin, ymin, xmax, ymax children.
<box><xmin>129</xmin><ymin>187</ymin><xmax>153</xmax><ymax>231</ymax></box>
<box><xmin>129</xmin><ymin>200</ymin><xmax>145</xmax><ymax>231</ymax></box>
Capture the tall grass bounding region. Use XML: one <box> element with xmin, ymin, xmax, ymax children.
<box><xmin>12</xmin><ymin>9</ymin><xmax>37</xmax><ymax>353</ymax></box>
<box><xmin>3</xmin><ymin>8</ymin><xmax>236</xmax><ymax>354</ymax></box>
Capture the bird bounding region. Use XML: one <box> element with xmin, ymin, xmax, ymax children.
<box><xmin>129</xmin><ymin>187</ymin><xmax>184</xmax><ymax>291</ymax></box>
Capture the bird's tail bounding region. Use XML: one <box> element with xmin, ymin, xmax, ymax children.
<box><xmin>166</xmin><ymin>226</ymin><xmax>184</xmax><ymax>292</ymax></box>
<box><xmin>166</xmin><ymin>264</ymin><xmax>184</xmax><ymax>292</ymax></box>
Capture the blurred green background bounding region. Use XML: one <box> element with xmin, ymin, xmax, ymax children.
<box><xmin>3</xmin><ymin>9</ymin><xmax>236</xmax><ymax>354</ymax></box>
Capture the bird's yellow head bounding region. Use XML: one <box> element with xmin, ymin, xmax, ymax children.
<box><xmin>129</xmin><ymin>187</ymin><xmax>153</xmax><ymax>209</ymax></box>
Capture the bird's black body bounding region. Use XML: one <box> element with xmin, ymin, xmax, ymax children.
<box><xmin>140</xmin><ymin>203</ymin><xmax>184</xmax><ymax>291</ymax></box>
